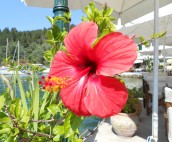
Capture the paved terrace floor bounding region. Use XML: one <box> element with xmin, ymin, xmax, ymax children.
<box><xmin>85</xmin><ymin>103</ymin><xmax>168</xmax><ymax>142</ymax></box>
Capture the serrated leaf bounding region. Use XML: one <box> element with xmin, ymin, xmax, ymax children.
<box><xmin>31</xmin><ymin>136</ymin><xmax>47</xmax><ymax>142</ymax></box>
<box><xmin>0</xmin><ymin>117</ymin><xmax>11</xmax><ymax>123</ymax></box>
<box><xmin>11</xmin><ymin>128</ymin><xmax>19</xmax><ymax>136</ymax></box>
<box><xmin>53</xmin><ymin>135</ymin><xmax>61</xmax><ymax>141</ymax></box>
<box><xmin>53</xmin><ymin>125</ymin><xmax>64</xmax><ymax>135</ymax></box>
<box><xmin>20</xmin><ymin>107</ymin><xmax>27</xmax><ymax>118</ymax></box>
<box><xmin>0</xmin><ymin>128</ymin><xmax>11</xmax><ymax>134</ymax></box>
<box><xmin>20</xmin><ymin>116</ymin><xmax>29</xmax><ymax>124</ymax></box>
<box><xmin>42</xmin><ymin>125</ymin><xmax>50</xmax><ymax>134</ymax></box>
<box><xmin>6</xmin><ymin>135</ymin><xmax>17</xmax><ymax>142</ymax></box>
<box><xmin>47</xmin><ymin>104</ymin><xmax>59</xmax><ymax>115</ymax></box>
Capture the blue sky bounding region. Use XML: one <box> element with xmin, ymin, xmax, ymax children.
<box><xmin>0</xmin><ymin>0</ymin><xmax>84</xmax><ymax>31</ymax></box>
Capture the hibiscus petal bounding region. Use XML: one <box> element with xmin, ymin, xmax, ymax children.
<box><xmin>60</xmin><ymin>68</ymin><xmax>91</xmax><ymax>116</ymax></box>
<box><xmin>64</xmin><ymin>22</ymin><xmax>98</xmax><ymax>59</ymax></box>
<box><xmin>49</xmin><ymin>51</ymin><xmax>83</xmax><ymax>77</ymax></box>
<box><xmin>93</xmin><ymin>32</ymin><xmax>137</xmax><ymax>76</ymax></box>
<box><xmin>84</xmin><ymin>75</ymin><xmax>128</xmax><ymax>118</ymax></box>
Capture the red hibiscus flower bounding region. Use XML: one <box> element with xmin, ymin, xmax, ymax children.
<box><xmin>49</xmin><ymin>22</ymin><xmax>137</xmax><ymax>118</ymax></box>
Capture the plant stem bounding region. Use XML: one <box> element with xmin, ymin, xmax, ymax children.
<box><xmin>17</xmin><ymin>126</ymin><xmax>52</xmax><ymax>139</ymax></box>
<box><xmin>4</xmin><ymin>105</ymin><xmax>52</xmax><ymax>139</ymax></box>
<box><xmin>29</xmin><ymin>118</ymin><xmax>55</xmax><ymax>123</ymax></box>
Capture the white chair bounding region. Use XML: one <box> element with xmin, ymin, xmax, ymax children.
<box><xmin>164</xmin><ymin>87</ymin><xmax>172</xmax><ymax>142</ymax></box>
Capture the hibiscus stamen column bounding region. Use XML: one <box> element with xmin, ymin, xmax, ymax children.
<box><xmin>53</xmin><ymin>0</ymin><xmax>69</xmax><ymax>31</ymax></box>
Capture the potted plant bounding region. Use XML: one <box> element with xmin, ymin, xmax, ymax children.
<box><xmin>128</xmin><ymin>87</ymin><xmax>144</xmax><ymax>116</ymax></box>
<box><xmin>110</xmin><ymin>88</ymin><xmax>143</xmax><ymax>137</ymax></box>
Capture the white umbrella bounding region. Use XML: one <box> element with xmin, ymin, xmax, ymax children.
<box><xmin>118</xmin><ymin>14</ymin><xmax>172</xmax><ymax>45</ymax></box>
<box><xmin>21</xmin><ymin>0</ymin><xmax>172</xmax><ymax>25</ymax></box>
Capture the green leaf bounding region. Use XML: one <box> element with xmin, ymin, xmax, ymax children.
<box><xmin>52</xmin><ymin>25</ymin><xmax>61</xmax><ymax>40</ymax></box>
<box><xmin>6</xmin><ymin>135</ymin><xmax>17</xmax><ymax>142</ymax></box>
<box><xmin>59</xmin><ymin>45</ymin><xmax>66</xmax><ymax>51</ymax></box>
<box><xmin>64</xmin><ymin>112</ymin><xmax>74</xmax><ymax>138</ymax></box>
<box><xmin>70</xmin><ymin>114</ymin><xmax>83</xmax><ymax>132</ymax></box>
<box><xmin>158</xmin><ymin>31</ymin><xmax>167</xmax><ymax>38</ymax></box>
<box><xmin>16</xmin><ymin>70</ymin><xmax>28</xmax><ymax>111</ymax></box>
<box><xmin>64</xmin><ymin>12</ymin><xmax>71</xmax><ymax>19</ymax></box>
<box><xmin>76</xmin><ymin>139</ymin><xmax>83</xmax><ymax>142</ymax></box>
<box><xmin>53</xmin><ymin>126</ymin><xmax>64</xmax><ymax>135</ymax></box>
<box><xmin>152</xmin><ymin>32</ymin><xmax>160</xmax><ymax>39</ymax></box>
<box><xmin>20</xmin><ymin>115</ymin><xmax>30</xmax><ymax>124</ymax></box>
<box><xmin>47</xmin><ymin>104</ymin><xmax>59</xmax><ymax>115</ymax></box>
<box><xmin>53</xmin><ymin>135</ymin><xmax>61</xmax><ymax>141</ymax></box>
<box><xmin>11</xmin><ymin>128</ymin><xmax>19</xmax><ymax>136</ymax></box>
<box><xmin>40</xmin><ymin>92</ymin><xmax>50</xmax><ymax>114</ymax></box>
<box><xmin>81</xmin><ymin>16</ymin><xmax>89</xmax><ymax>22</ymax></box>
<box><xmin>0</xmin><ymin>117</ymin><xmax>11</xmax><ymax>123</ymax></box>
<box><xmin>0</xmin><ymin>112</ymin><xmax>8</xmax><ymax>118</ymax></box>
<box><xmin>139</xmin><ymin>36</ymin><xmax>145</xmax><ymax>42</ymax></box>
<box><xmin>14</xmin><ymin>99</ymin><xmax>22</xmax><ymax>118</ymax></box>
<box><xmin>0</xmin><ymin>128</ymin><xmax>11</xmax><ymax>134</ymax></box>
<box><xmin>31</xmin><ymin>136</ymin><xmax>47</xmax><ymax>142</ymax></box>
<box><xmin>44</xmin><ymin>50</ymin><xmax>53</xmax><ymax>62</ymax></box>
<box><xmin>142</xmin><ymin>41</ymin><xmax>150</xmax><ymax>47</ymax></box>
<box><xmin>46</xmin><ymin>16</ymin><xmax>54</xmax><ymax>25</ymax></box>
<box><xmin>103</xmin><ymin>8</ymin><xmax>113</xmax><ymax>16</ymax></box>
<box><xmin>42</xmin><ymin>125</ymin><xmax>50</xmax><ymax>134</ymax></box>
<box><xmin>46</xmin><ymin>30</ymin><xmax>54</xmax><ymax>40</ymax></box>
<box><xmin>0</xmin><ymin>95</ymin><xmax>5</xmax><ymax>110</ymax></box>
<box><xmin>54</xmin><ymin>16</ymin><xmax>67</xmax><ymax>24</ymax></box>
<box><xmin>46</xmin><ymin>40</ymin><xmax>55</xmax><ymax>46</ymax></box>
<box><xmin>32</xmin><ymin>73</ymin><xmax>40</xmax><ymax>132</ymax></box>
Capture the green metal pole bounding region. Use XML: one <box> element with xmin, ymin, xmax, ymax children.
<box><xmin>53</xmin><ymin>0</ymin><xmax>69</xmax><ymax>31</ymax></box>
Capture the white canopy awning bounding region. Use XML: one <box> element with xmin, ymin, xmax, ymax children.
<box><xmin>134</xmin><ymin>59</ymin><xmax>143</xmax><ymax>64</ymax></box>
<box><xmin>21</xmin><ymin>0</ymin><xmax>172</xmax><ymax>25</ymax></box>
<box><xmin>162</xmin><ymin>48</ymin><xmax>172</xmax><ymax>56</ymax></box>
<box><xmin>167</xmin><ymin>59</ymin><xmax>172</xmax><ymax>64</ymax></box>
<box><xmin>118</xmin><ymin>14</ymin><xmax>172</xmax><ymax>45</ymax></box>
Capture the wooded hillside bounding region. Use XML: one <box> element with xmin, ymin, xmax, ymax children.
<box><xmin>0</xmin><ymin>27</ymin><xmax>51</xmax><ymax>65</ymax></box>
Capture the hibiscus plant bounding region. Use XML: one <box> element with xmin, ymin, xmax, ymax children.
<box><xmin>0</xmin><ymin>2</ymin><xmax>137</xmax><ymax>142</ymax></box>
